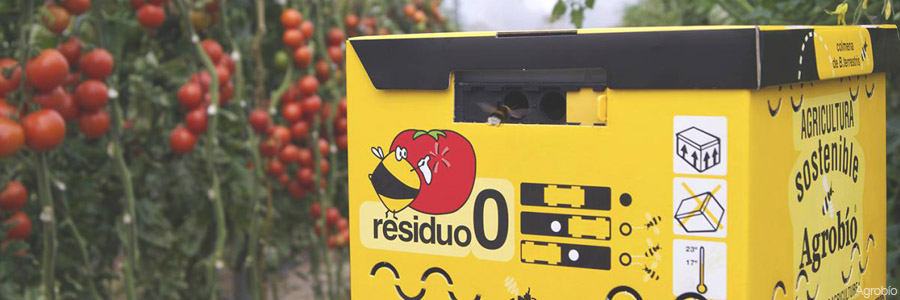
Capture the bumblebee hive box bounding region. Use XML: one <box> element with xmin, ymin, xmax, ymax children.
<box><xmin>346</xmin><ymin>25</ymin><xmax>899</xmax><ymax>300</ymax></box>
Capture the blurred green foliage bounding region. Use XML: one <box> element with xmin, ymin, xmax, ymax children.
<box><xmin>623</xmin><ymin>0</ymin><xmax>900</xmax><ymax>287</ymax></box>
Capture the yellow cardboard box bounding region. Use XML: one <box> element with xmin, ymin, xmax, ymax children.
<box><xmin>346</xmin><ymin>25</ymin><xmax>899</xmax><ymax>300</ymax></box>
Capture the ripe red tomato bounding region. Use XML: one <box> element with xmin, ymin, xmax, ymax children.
<box><xmin>219</xmin><ymin>81</ymin><xmax>234</xmax><ymax>105</ymax></box>
<box><xmin>413</xmin><ymin>10</ymin><xmax>426</xmax><ymax>23</ymax></box>
<box><xmin>270</xmin><ymin>125</ymin><xmax>291</xmax><ymax>145</ymax></box>
<box><xmin>282</xmin><ymin>29</ymin><xmax>304</xmax><ymax>49</ymax></box>
<box><xmin>319</xmin><ymin>159</ymin><xmax>329</xmax><ymax>173</ymax></box>
<box><xmin>42</xmin><ymin>3</ymin><xmax>71</xmax><ymax>34</ymax></box>
<box><xmin>327</xmin><ymin>28</ymin><xmax>345</xmax><ymax>46</ymax></box>
<box><xmin>325</xmin><ymin>207</ymin><xmax>340</xmax><ymax>227</ymax></box>
<box><xmin>282</xmin><ymin>85</ymin><xmax>300</xmax><ymax>103</ymax></box>
<box><xmin>0</xmin><ymin>181</ymin><xmax>27</xmax><ymax>212</ymax></box>
<box><xmin>290</xmin><ymin>120</ymin><xmax>308</xmax><ymax>141</ymax></box>
<box><xmin>266</xmin><ymin>159</ymin><xmax>285</xmax><ymax>178</ymax></box>
<box><xmin>136</xmin><ymin>4</ymin><xmax>165</xmax><ymax>29</ymax></box>
<box><xmin>298</xmin><ymin>75</ymin><xmax>318</xmax><ymax>96</ymax></box>
<box><xmin>259</xmin><ymin>138</ymin><xmax>279</xmax><ymax>157</ymax></box>
<box><xmin>336</xmin><ymin>134</ymin><xmax>347</xmax><ymax>150</ymax></box>
<box><xmin>379</xmin><ymin>28</ymin><xmax>390</xmax><ymax>35</ymax></box>
<box><xmin>21</xmin><ymin>109</ymin><xmax>66</xmax><ymax>152</ymax></box>
<box><xmin>404</xmin><ymin>4</ymin><xmax>416</xmax><ymax>17</ymax></box>
<box><xmin>327</xmin><ymin>46</ymin><xmax>343</xmax><ymax>64</ymax></box>
<box><xmin>178</xmin><ymin>82</ymin><xmax>203</xmax><ymax>110</ymax></box>
<box><xmin>58</xmin><ymin>38</ymin><xmax>81</xmax><ymax>65</ymax></box>
<box><xmin>74</xmin><ymin>79</ymin><xmax>109</xmax><ymax>112</ymax></box>
<box><xmin>335</xmin><ymin>117</ymin><xmax>347</xmax><ymax>134</ymax></box>
<box><xmin>0</xmin><ymin>117</ymin><xmax>25</xmax><ymax>158</ymax></box>
<box><xmin>214</xmin><ymin>64</ymin><xmax>230</xmax><ymax>85</ymax></box>
<box><xmin>278</xmin><ymin>173</ymin><xmax>290</xmax><ymax>186</ymax></box>
<box><xmin>79</xmin><ymin>49</ymin><xmax>114</xmax><ymax>80</ymax></box>
<box><xmin>315</xmin><ymin>60</ymin><xmax>330</xmax><ymax>82</ymax></box>
<box><xmin>318</xmin><ymin>138</ymin><xmax>330</xmax><ymax>157</ymax></box>
<box><xmin>169</xmin><ymin>126</ymin><xmax>197</xmax><ymax>154</ymax></box>
<box><xmin>297</xmin><ymin>147</ymin><xmax>312</xmax><ymax>166</ymax></box>
<box><xmin>301</xmin><ymin>95</ymin><xmax>322</xmax><ymax>116</ymax></box>
<box><xmin>33</xmin><ymin>87</ymin><xmax>78</xmax><ymax>121</ymax></box>
<box><xmin>362</xmin><ymin>16</ymin><xmax>377</xmax><ymax>28</ymax></box>
<box><xmin>320</xmin><ymin>102</ymin><xmax>332</xmax><ymax>120</ymax></box>
<box><xmin>191</xmin><ymin>71</ymin><xmax>212</xmax><ymax>92</ymax></box>
<box><xmin>63</xmin><ymin>71</ymin><xmax>81</xmax><ymax>87</ymax></box>
<box><xmin>249</xmin><ymin>109</ymin><xmax>270</xmax><ymax>133</ymax></box>
<box><xmin>4</xmin><ymin>212</ymin><xmax>32</xmax><ymax>239</ymax></box>
<box><xmin>278</xmin><ymin>144</ymin><xmax>301</xmax><ymax>164</ymax></box>
<box><xmin>280</xmin><ymin>9</ymin><xmax>303</xmax><ymax>28</ymax></box>
<box><xmin>78</xmin><ymin>108</ymin><xmax>110</xmax><ymax>139</ymax></box>
<box><xmin>344</xmin><ymin>14</ymin><xmax>360</xmax><ymax>29</ymax></box>
<box><xmin>26</xmin><ymin>50</ymin><xmax>70</xmax><ymax>92</ymax></box>
<box><xmin>218</xmin><ymin>54</ymin><xmax>235</xmax><ymax>74</ymax></box>
<box><xmin>293</xmin><ymin>46</ymin><xmax>312</xmax><ymax>68</ymax></box>
<box><xmin>288</xmin><ymin>180</ymin><xmax>306</xmax><ymax>200</ymax></box>
<box><xmin>62</xmin><ymin>0</ymin><xmax>91</xmax><ymax>15</ymax></box>
<box><xmin>185</xmin><ymin>107</ymin><xmax>208</xmax><ymax>134</ymax></box>
<box><xmin>0</xmin><ymin>99</ymin><xmax>18</xmax><ymax>119</ymax></box>
<box><xmin>338</xmin><ymin>98</ymin><xmax>347</xmax><ymax>116</ymax></box>
<box><xmin>335</xmin><ymin>217</ymin><xmax>349</xmax><ymax>232</ymax></box>
<box><xmin>296</xmin><ymin>167</ymin><xmax>313</xmax><ymax>186</ymax></box>
<box><xmin>309</xmin><ymin>202</ymin><xmax>322</xmax><ymax>219</ymax></box>
<box><xmin>0</xmin><ymin>59</ymin><xmax>22</xmax><ymax>96</ymax></box>
<box><xmin>281</xmin><ymin>102</ymin><xmax>303</xmax><ymax>124</ymax></box>
<box><xmin>300</xmin><ymin>20</ymin><xmax>314</xmax><ymax>39</ymax></box>
<box><xmin>201</xmin><ymin>39</ymin><xmax>224</xmax><ymax>63</ymax></box>
<box><xmin>130</xmin><ymin>0</ymin><xmax>144</xmax><ymax>9</ymax></box>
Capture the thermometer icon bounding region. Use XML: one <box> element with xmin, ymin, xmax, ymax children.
<box><xmin>697</xmin><ymin>246</ymin><xmax>707</xmax><ymax>294</ymax></box>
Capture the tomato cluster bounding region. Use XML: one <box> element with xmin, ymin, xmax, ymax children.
<box><xmin>1</xmin><ymin>181</ymin><xmax>32</xmax><ymax>256</ymax></box>
<box><xmin>41</xmin><ymin>0</ymin><xmax>91</xmax><ymax>35</ymax></box>
<box><xmin>403</xmin><ymin>0</ymin><xmax>446</xmax><ymax>26</ymax></box>
<box><xmin>170</xmin><ymin>38</ymin><xmax>235</xmax><ymax>154</ymax></box>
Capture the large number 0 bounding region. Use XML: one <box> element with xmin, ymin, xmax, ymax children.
<box><xmin>473</xmin><ymin>189</ymin><xmax>508</xmax><ymax>250</ymax></box>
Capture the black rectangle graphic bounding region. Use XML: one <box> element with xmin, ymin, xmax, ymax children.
<box><xmin>520</xmin><ymin>183</ymin><xmax>611</xmax><ymax>210</ymax></box>
<box><xmin>520</xmin><ymin>240</ymin><xmax>611</xmax><ymax>270</ymax></box>
<box><xmin>520</xmin><ymin>212</ymin><xmax>611</xmax><ymax>241</ymax></box>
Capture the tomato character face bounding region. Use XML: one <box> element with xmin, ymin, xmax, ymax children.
<box><xmin>389</xmin><ymin>129</ymin><xmax>476</xmax><ymax>214</ymax></box>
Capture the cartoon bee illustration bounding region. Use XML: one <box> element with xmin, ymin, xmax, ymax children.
<box><xmin>369</xmin><ymin>146</ymin><xmax>431</xmax><ymax>218</ymax></box>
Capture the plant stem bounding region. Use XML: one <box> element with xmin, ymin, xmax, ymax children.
<box><xmin>58</xmin><ymin>193</ymin><xmax>102</xmax><ymax>300</ymax></box>
<box><xmin>90</xmin><ymin>1</ymin><xmax>140</xmax><ymax>298</ymax></box>
<box><xmin>36</xmin><ymin>153</ymin><xmax>57</xmax><ymax>300</ymax></box>
<box><xmin>177</xmin><ymin>1</ymin><xmax>227</xmax><ymax>298</ymax></box>
<box><xmin>15</xmin><ymin>0</ymin><xmax>33</xmax><ymax>110</ymax></box>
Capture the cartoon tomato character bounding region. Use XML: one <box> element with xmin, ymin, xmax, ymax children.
<box><xmin>389</xmin><ymin>129</ymin><xmax>476</xmax><ymax>214</ymax></box>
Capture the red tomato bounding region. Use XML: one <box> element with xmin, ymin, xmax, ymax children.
<box><xmin>320</xmin><ymin>102</ymin><xmax>332</xmax><ymax>120</ymax></box>
<box><xmin>130</xmin><ymin>0</ymin><xmax>144</xmax><ymax>9</ymax></box>
<box><xmin>0</xmin><ymin>117</ymin><xmax>25</xmax><ymax>158</ymax></box>
<box><xmin>270</xmin><ymin>125</ymin><xmax>291</xmax><ymax>145</ymax></box>
<box><xmin>290</xmin><ymin>120</ymin><xmax>309</xmax><ymax>141</ymax></box>
<box><xmin>58</xmin><ymin>38</ymin><xmax>81</xmax><ymax>65</ymax></box>
<box><xmin>299</xmin><ymin>20</ymin><xmax>314</xmax><ymax>39</ymax></box>
<box><xmin>315</xmin><ymin>60</ymin><xmax>330</xmax><ymax>83</ymax></box>
<box><xmin>318</xmin><ymin>138</ymin><xmax>330</xmax><ymax>157</ymax></box>
<box><xmin>327</xmin><ymin>46</ymin><xmax>343</xmax><ymax>64</ymax></box>
<box><xmin>278</xmin><ymin>144</ymin><xmax>301</xmax><ymax>164</ymax></box>
<box><xmin>185</xmin><ymin>107</ymin><xmax>208</xmax><ymax>134</ymax></box>
<box><xmin>338</xmin><ymin>98</ymin><xmax>347</xmax><ymax>116</ymax></box>
<box><xmin>169</xmin><ymin>126</ymin><xmax>197</xmax><ymax>154</ymax></box>
<box><xmin>298</xmin><ymin>75</ymin><xmax>318</xmax><ymax>96</ymax></box>
<box><xmin>336</xmin><ymin>134</ymin><xmax>347</xmax><ymax>150</ymax></box>
<box><xmin>0</xmin><ymin>99</ymin><xmax>18</xmax><ymax>119</ymax></box>
<box><xmin>281</xmin><ymin>85</ymin><xmax>300</xmax><ymax>103</ymax></box>
<box><xmin>344</xmin><ymin>14</ymin><xmax>359</xmax><ymax>29</ymax></box>
<box><xmin>327</xmin><ymin>28</ymin><xmax>345</xmax><ymax>46</ymax></box>
<box><xmin>362</xmin><ymin>16</ymin><xmax>377</xmax><ymax>28</ymax></box>
<box><xmin>219</xmin><ymin>81</ymin><xmax>234</xmax><ymax>105</ymax></box>
<box><xmin>296</xmin><ymin>167</ymin><xmax>313</xmax><ymax>187</ymax></box>
<box><xmin>301</xmin><ymin>95</ymin><xmax>322</xmax><ymax>116</ymax></box>
<box><xmin>336</xmin><ymin>217</ymin><xmax>349</xmax><ymax>232</ymax></box>
<box><xmin>78</xmin><ymin>49</ymin><xmax>114</xmax><ymax>80</ymax></box>
<box><xmin>0</xmin><ymin>181</ymin><xmax>27</xmax><ymax>212</ymax></box>
<box><xmin>335</xmin><ymin>117</ymin><xmax>347</xmax><ymax>134</ymax></box>
<box><xmin>404</xmin><ymin>4</ymin><xmax>417</xmax><ymax>17</ymax></box>
<box><xmin>33</xmin><ymin>87</ymin><xmax>78</xmax><ymax>121</ymax></box>
<box><xmin>282</xmin><ymin>29</ymin><xmax>304</xmax><ymax>49</ymax></box>
<box><xmin>266</xmin><ymin>159</ymin><xmax>285</xmax><ymax>178</ymax></box>
<box><xmin>249</xmin><ymin>109</ymin><xmax>270</xmax><ymax>133</ymax></box>
<box><xmin>288</xmin><ymin>180</ymin><xmax>306</xmax><ymax>200</ymax></box>
<box><xmin>325</xmin><ymin>207</ymin><xmax>340</xmax><ymax>228</ymax></box>
<box><xmin>26</xmin><ymin>50</ymin><xmax>70</xmax><ymax>92</ymax></box>
<box><xmin>281</xmin><ymin>102</ymin><xmax>303</xmax><ymax>124</ymax></box>
<box><xmin>177</xmin><ymin>82</ymin><xmax>203</xmax><ymax>110</ymax></box>
<box><xmin>297</xmin><ymin>147</ymin><xmax>312</xmax><ymax>166</ymax></box>
<box><xmin>278</xmin><ymin>173</ymin><xmax>290</xmax><ymax>186</ymax></box>
<box><xmin>259</xmin><ymin>138</ymin><xmax>279</xmax><ymax>157</ymax></box>
<box><xmin>319</xmin><ymin>159</ymin><xmax>330</xmax><ymax>173</ymax></box>
<box><xmin>201</xmin><ymin>39</ymin><xmax>224</xmax><ymax>63</ymax></box>
<box><xmin>218</xmin><ymin>54</ymin><xmax>235</xmax><ymax>74</ymax></box>
<box><xmin>21</xmin><ymin>109</ymin><xmax>66</xmax><ymax>152</ymax></box>
<box><xmin>280</xmin><ymin>9</ymin><xmax>303</xmax><ymax>28</ymax></box>
<box><xmin>379</xmin><ymin>28</ymin><xmax>390</xmax><ymax>35</ymax></box>
<box><xmin>42</xmin><ymin>3</ymin><xmax>71</xmax><ymax>34</ymax></box>
<box><xmin>309</xmin><ymin>202</ymin><xmax>322</xmax><ymax>219</ymax></box>
<box><xmin>214</xmin><ymin>64</ymin><xmax>230</xmax><ymax>85</ymax></box>
<box><xmin>4</xmin><ymin>212</ymin><xmax>32</xmax><ymax>239</ymax></box>
<box><xmin>0</xmin><ymin>59</ymin><xmax>22</xmax><ymax>96</ymax></box>
<box><xmin>191</xmin><ymin>71</ymin><xmax>212</xmax><ymax>92</ymax></box>
<box><xmin>62</xmin><ymin>0</ymin><xmax>91</xmax><ymax>15</ymax></box>
<box><xmin>293</xmin><ymin>46</ymin><xmax>312</xmax><ymax>68</ymax></box>
<box><xmin>63</xmin><ymin>71</ymin><xmax>81</xmax><ymax>87</ymax></box>
<box><xmin>136</xmin><ymin>4</ymin><xmax>165</xmax><ymax>29</ymax></box>
<box><xmin>74</xmin><ymin>79</ymin><xmax>108</xmax><ymax>112</ymax></box>
<box><xmin>78</xmin><ymin>108</ymin><xmax>110</xmax><ymax>138</ymax></box>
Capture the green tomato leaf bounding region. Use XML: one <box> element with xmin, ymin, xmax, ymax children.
<box><xmin>571</xmin><ymin>7</ymin><xmax>585</xmax><ymax>28</ymax></box>
<box><xmin>585</xmin><ymin>0</ymin><xmax>596</xmax><ymax>9</ymax></box>
<box><xmin>551</xmin><ymin>0</ymin><xmax>568</xmax><ymax>22</ymax></box>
